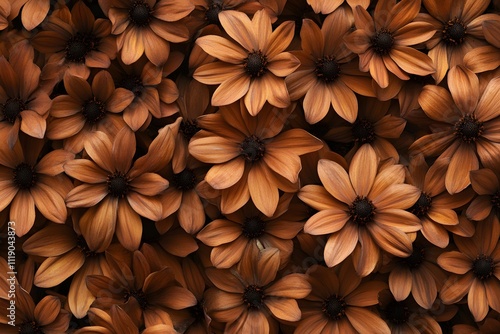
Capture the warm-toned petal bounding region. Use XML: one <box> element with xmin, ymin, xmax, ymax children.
<box><xmin>189</xmin><ymin>135</ymin><xmax>240</xmax><ymax>163</ymax></box>
<box><xmin>266</xmin><ymin>273</ymin><xmax>311</xmax><ymax>298</ymax></box>
<box><xmin>448</xmin><ymin>65</ymin><xmax>480</xmax><ymax>115</ymax></box>
<box><xmin>317</xmin><ymin>159</ymin><xmax>356</xmax><ymax>204</ymax></box>
<box><xmin>389</xmin><ymin>266</ymin><xmax>412</xmax><ymax>301</ymax></box>
<box><xmin>196</xmin><ymin>35</ymin><xmax>247</xmax><ymax>64</ymax></box>
<box><xmin>116</xmin><ymin>199</ymin><xmax>142</xmax><ymax>251</ymax></box>
<box><xmin>248</xmin><ymin>162</ymin><xmax>278</xmax><ymax>217</ymax></box>
<box><xmin>210</xmin><ymin>235</ymin><xmax>248</xmax><ymax>268</ymax></box>
<box><xmin>324</xmin><ymin>222</ymin><xmax>358</xmax><ymax>267</ymax></box>
<box><xmin>412</xmin><ymin>265</ymin><xmax>437</xmax><ymax>309</ymax></box>
<box><xmin>345</xmin><ymin>307</ymin><xmax>390</xmax><ymax>334</ymax></box>
<box><xmin>178</xmin><ymin>190</ymin><xmax>205</xmax><ymax>234</ymax></box>
<box><xmin>445</xmin><ymin>144</ymin><xmax>479</xmax><ymax>194</ymax></box>
<box><xmin>475</xmin><ymin>77</ymin><xmax>500</xmax><ymax>122</ymax></box>
<box><xmin>197</xmin><ymin>219</ymin><xmax>241</xmax><ymax>247</ymax></box>
<box><xmin>265</xmin><ymin>298</ymin><xmax>301</xmax><ymax>322</ymax></box>
<box><xmin>34</xmin><ymin>248</ymin><xmax>85</xmax><ymax>287</ymax></box>
<box><xmin>79</xmin><ymin>197</ymin><xmax>118</xmax><ymax>252</ymax></box>
<box><xmin>437</xmin><ymin>251</ymin><xmax>472</xmax><ymax>274</ymax></box>
<box><xmin>390</xmin><ymin>46</ymin><xmax>435</xmax><ymax>76</ymax></box>
<box><xmin>372</xmin><ymin>184</ymin><xmax>420</xmax><ymax>210</ymax></box>
<box><xmin>129</xmin><ymin>173</ymin><xmax>169</xmax><ymax>196</ymax></box>
<box><xmin>263</xmin><ymin>148</ymin><xmax>301</xmax><ymax>183</ymax></box>
<box><xmin>218</xmin><ymin>10</ymin><xmax>257</xmax><ymax>51</ymax></box>
<box><xmin>468</xmin><ymin>279</ymin><xmax>489</xmax><ymax>322</ymax></box>
<box><xmin>298</xmin><ymin>184</ymin><xmax>345</xmax><ymax>211</ymax></box>
<box><xmin>10</xmin><ymin>191</ymin><xmax>35</xmax><ymax>237</ymax></box>
<box><xmin>22</xmin><ymin>224</ymin><xmax>76</xmax><ymax>257</ymax></box>
<box><xmin>418</xmin><ymin>85</ymin><xmax>459</xmax><ymax>123</ymax></box>
<box><xmin>353</xmin><ymin>227</ymin><xmax>380</xmax><ymax>277</ymax></box>
<box><xmin>65</xmin><ymin>183</ymin><xmax>108</xmax><ymax>208</ymax></box>
<box><xmin>304</xmin><ymin>209</ymin><xmax>350</xmax><ymax>235</ymax></box>
<box><xmin>349</xmin><ymin>144</ymin><xmax>378</xmax><ymax>196</ymax></box>
<box><xmin>466</xmin><ymin>196</ymin><xmax>493</xmax><ymax>221</ymax></box>
<box><xmin>368</xmin><ymin>223</ymin><xmax>413</xmax><ymax>257</ymax></box>
<box><xmin>31</xmin><ymin>181</ymin><xmax>67</xmax><ymax>223</ymax></box>
<box><xmin>121</xmin><ymin>27</ymin><xmax>145</xmax><ymax>64</ymax></box>
<box><xmin>345</xmin><ymin>281</ymin><xmax>388</xmax><ymax>306</ymax></box>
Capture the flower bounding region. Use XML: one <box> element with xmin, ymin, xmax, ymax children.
<box><xmin>296</xmin><ymin>261</ymin><xmax>389</xmax><ymax>333</ymax></box>
<box><xmin>47</xmin><ymin>71</ymin><xmax>134</xmax><ymax>153</ymax></box>
<box><xmin>344</xmin><ymin>0</ymin><xmax>435</xmax><ymax>90</ymax></box>
<box><xmin>285</xmin><ymin>8</ymin><xmax>374</xmax><ymax>124</ymax></box>
<box><xmin>438</xmin><ymin>215</ymin><xmax>500</xmax><ymax>321</ymax></box>
<box><xmin>299</xmin><ymin>144</ymin><xmax>421</xmax><ymax>276</ymax></box>
<box><xmin>103</xmin><ymin>0</ymin><xmax>194</xmax><ymax>66</ymax></box>
<box><xmin>189</xmin><ymin>101</ymin><xmax>323</xmax><ymax>216</ymax></box>
<box><xmin>193</xmin><ymin>9</ymin><xmax>300</xmax><ymax>115</ymax></box>
<box><xmin>410</xmin><ymin>65</ymin><xmax>500</xmax><ymax>194</ymax></box>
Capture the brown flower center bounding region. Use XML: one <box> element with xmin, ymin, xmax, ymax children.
<box><xmin>455</xmin><ymin>115</ymin><xmax>483</xmax><ymax>143</ymax></box>
<box><xmin>13</xmin><ymin>163</ymin><xmax>37</xmax><ymax>190</ymax></box>
<box><xmin>349</xmin><ymin>196</ymin><xmax>375</xmax><ymax>225</ymax></box>
<box><xmin>125</xmin><ymin>289</ymin><xmax>148</xmax><ymax>310</ymax></box>
<box><xmin>352</xmin><ymin>119</ymin><xmax>375</xmax><ymax>144</ymax></box>
<box><xmin>180</xmin><ymin>119</ymin><xmax>200</xmax><ymax>140</ymax></box>
<box><xmin>315</xmin><ymin>56</ymin><xmax>341</xmax><ymax>82</ymax></box>
<box><xmin>409</xmin><ymin>192</ymin><xmax>432</xmax><ymax>218</ymax></box>
<box><xmin>172</xmin><ymin>168</ymin><xmax>197</xmax><ymax>191</ymax></box>
<box><xmin>18</xmin><ymin>321</ymin><xmax>44</xmax><ymax>334</ymax></box>
<box><xmin>472</xmin><ymin>255</ymin><xmax>495</xmax><ymax>280</ymax></box>
<box><xmin>205</xmin><ymin>0</ymin><xmax>223</xmax><ymax>24</ymax></box>
<box><xmin>491</xmin><ymin>191</ymin><xmax>500</xmax><ymax>213</ymax></box>
<box><xmin>66</xmin><ymin>32</ymin><xmax>98</xmax><ymax>63</ymax></box>
<box><xmin>2</xmin><ymin>98</ymin><xmax>26</xmax><ymax>123</ymax></box>
<box><xmin>107</xmin><ymin>172</ymin><xmax>130</xmax><ymax>197</ymax></box>
<box><xmin>120</xmin><ymin>75</ymin><xmax>144</xmax><ymax>97</ymax></box>
<box><xmin>243</xmin><ymin>285</ymin><xmax>264</xmax><ymax>310</ymax></box>
<box><xmin>442</xmin><ymin>18</ymin><xmax>467</xmax><ymax>45</ymax></box>
<box><xmin>129</xmin><ymin>1</ymin><xmax>152</xmax><ymax>27</ymax></box>
<box><xmin>244</xmin><ymin>51</ymin><xmax>268</xmax><ymax>78</ymax></box>
<box><xmin>322</xmin><ymin>295</ymin><xmax>346</xmax><ymax>320</ymax></box>
<box><xmin>402</xmin><ymin>245</ymin><xmax>425</xmax><ymax>269</ymax></box>
<box><xmin>371</xmin><ymin>29</ymin><xmax>394</xmax><ymax>55</ymax></box>
<box><xmin>82</xmin><ymin>98</ymin><xmax>106</xmax><ymax>124</ymax></box>
<box><xmin>76</xmin><ymin>236</ymin><xmax>98</xmax><ymax>257</ymax></box>
<box><xmin>242</xmin><ymin>216</ymin><xmax>266</xmax><ymax>239</ymax></box>
<box><xmin>189</xmin><ymin>301</ymin><xmax>205</xmax><ymax>323</ymax></box>
<box><xmin>240</xmin><ymin>135</ymin><xmax>266</xmax><ymax>162</ymax></box>
<box><xmin>384</xmin><ymin>300</ymin><xmax>410</xmax><ymax>325</ymax></box>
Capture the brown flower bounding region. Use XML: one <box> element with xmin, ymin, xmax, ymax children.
<box><xmin>189</xmin><ymin>101</ymin><xmax>323</xmax><ymax>216</ymax></box>
<box><xmin>438</xmin><ymin>215</ymin><xmax>500</xmax><ymax>321</ymax></box>
<box><xmin>286</xmin><ymin>8</ymin><xmax>374</xmax><ymax>124</ymax></box>
<box><xmin>104</xmin><ymin>0</ymin><xmax>194</xmax><ymax>66</ymax></box>
<box><xmin>193</xmin><ymin>10</ymin><xmax>300</xmax><ymax>115</ymax></box>
<box><xmin>344</xmin><ymin>0</ymin><xmax>435</xmax><ymax>90</ymax></box>
<box><xmin>299</xmin><ymin>144</ymin><xmax>421</xmax><ymax>276</ymax></box>
<box><xmin>410</xmin><ymin>66</ymin><xmax>500</xmax><ymax>194</ymax></box>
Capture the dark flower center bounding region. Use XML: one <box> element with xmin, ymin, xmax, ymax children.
<box><xmin>322</xmin><ymin>295</ymin><xmax>346</xmax><ymax>320</ymax></box>
<box><xmin>455</xmin><ymin>115</ymin><xmax>483</xmax><ymax>143</ymax></box>
<box><xmin>180</xmin><ymin>119</ymin><xmax>200</xmax><ymax>140</ymax></box>
<box><xmin>189</xmin><ymin>301</ymin><xmax>205</xmax><ymax>322</ymax></box>
<box><xmin>402</xmin><ymin>245</ymin><xmax>425</xmax><ymax>269</ymax></box>
<box><xmin>385</xmin><ymin>301</ymin><xmax>410</xmax><ymax>325</ymax></box>
<box><xmin>18</xmin><ymin>321</ymin><xmax>44</xmax><ymax>334</ymax></box>
<box><xmin>129</xmin><ymin>1</ymin><xmax>152</xmax><ymax>27</ymax></box>
<box><xmin>442</xmin><ymin>18</ymin><xmax>467</xmax><ymax>45</ymax></box>
<box><xmin>371</xmin><ymin>29</ymin><xmax>394</xmax><ymax>55</ymax></box>
<box><xmin>76</xmin><ymin>236</ymin><xmax>98</xmax><ymax>257</ymax></box>
<box><xmin>120</xmin><ymin>75</ymin><xmax>144</xmax><ymax>97</ymax></box>
<box><xmin>240</xmin><ymin>135</ymin><xmax>265</xmax><ymax>162</ymax></box>
<box><xmin>472</xmin><ymin>255</ymin><xmax>495</xmax><ymax>280</ymax></box>
<box><xmin>491</xmin><ymin>191</ymin><xmax>500</xmax><ymax>213</ymax></box>
<box><xmin>2</xmin><ymin>98</ymin><xmax>26</xmax><ymax>123</ymax></box>
<box><xmin>82</xmin><ymin>98</ymin><xmax>106</xmax><ymax>124</ymax></box>
<box><xmin>172</xmin><ymin>168</ymin><xmax>197</xmax><ymax>191</ymax></box>
<box><xmin>315</xmin><ymin>56</ymin><xmax>341</xmax><ymax>82</ymax></box>
<box><xmin>125</xmin><ymin>289</ymin><xmax>148</xmax><ymax>310</ymax></box>
<box><xmin>352</xmin><ymin>118</ymin><xmax>375</xmax><ymax>144</ymax></box>
<box><xmin>13</xmin><ymin>163</ymin><xmax>37</xmax><ymax>190</ymax></box>
<box><xmin>349</xmin><ymin>196</ymin><xmax>375</xmax><ymax>225</ymax></box>
<box><xmin>409</xmin><ymin>192</ymin><xmax>432</xmax><ymax>218</ymax></box>
<box><xmin>66</xmin><ymin>32</ymin><xmax>98</xmax><ymax>63</ymax></box>
<box><xmin>205</xmin><ymin>0</ymin><xmax>223</xmax><ymax>24</ymax></box>
<box><xmin>409</xmin><ymin>74</ymin><xmax>434</xmax><ymax>86</ymax></box>
<box><xmin>107</xmin><ymin>172</ymin><xmax>130</xmax><ymax>197</ymax></box>
<box><xmin>244</xmin><ymin>51</ymin><xmax>268</xmax><ymax>78</ymax></box>
<box><xmin>242</xmin><ymin>216</ymin><xmax>266</xmax><ymax>239</ymax></box>
<box><xmin>243</xmin><ymin>285</ymin><xmax>264</xmax><ymax>310</ymax></box>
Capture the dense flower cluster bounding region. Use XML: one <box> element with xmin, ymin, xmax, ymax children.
<box><xmin>0</xmin><ymin>0</ymin><xmax>499</xmax><ymax>333</ymax></box>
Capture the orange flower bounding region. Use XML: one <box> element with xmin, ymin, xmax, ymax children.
<box><xmin>299</xmin><ymin>144</ymin><xmax>421</xmax><ymax>276</ymax></box>
<box><xmin>438</xmin><ymin>215</ymin><xmax>500</xmax><ymax>321</ymax></box>
<box><xmin>344</xmin><ymin>0</ymin><xmax>435</xmax><ymax>90</ymax></box>
<box><xmin>104</xmin><ymin>0</ymin><xmax>194</xmax><ymax>66</ymax></box>
<box><xmin>47</xmin><ymin>71</ymin><xmax>134</xmax><ymax>153</ymax></box>
<box><xmin>410</xmin><ymin>66</ymin><xmax>500</xmax><ymax>194</ymax></box>
<box><xmin>193</xmin><ymin>10</ymin><xmax>300</xmax><ymax>115</ymax></box>
<box><xmin>286</xmin><ymin>8</ymin><xmax>374</xmax><ymax>124</ymax></box>
<box><xmin>189</xmin><ymin>101</ymin><xmax>323</xmax><ymax>216</ymax></box>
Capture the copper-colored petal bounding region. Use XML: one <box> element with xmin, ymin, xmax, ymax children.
<box><xmin>468</xmin><ymin>279</ymin><xmax>488</xmax><ymax>322</ymax></box>
<box><xmin>374</xmin><ymin>209</ymin><xmax>421</xmax><ymax>232</ymax></box>
<box><xmin>83</xmin><ymin>131</ymin><xmax>114</xmax><ymax>172</ymax></box>
<box><xmin>475</xmin><ymin>77</ymin><xmax>500</xmax><ymax>122</ymax></box>
<box><xmin>23</xmin><ymin>224</ymin><xmax>76</xmax><ymax>257</ymax></box>
<box><xmin>428</xmin><ymin>42</ymin><xmax>449</xmax><ymax>84</ymax></box>
<box><xmin>412</xmin><ymin>265</ymin><xmax>437</xmax><ymax>309</ymax></box>
<box><xmin>386</xmin><ymin>0</ymin><xmax>421</xmax><ymax>31</ymax></box>
<box><xmin>189</xmin><ymin>136</ymin><xmax>240</xmax><ymax>163</ymax></box>
<box><xmin>193</xmin><ymin>62</ymin><xmax>243</xmax><ymax>85</ymax></box>
<box><xmin>295</xmin><ymin>313</ymin><xmax>328</xmax><ymax>333</ymax></box>
<box><xmin>445</xmin><ymin>143</ymin><xmax>478</xmax><ymax>194</ymax></box>
<box><xmin>324</xmin><ymin>222</ymin><xmax>358</xmax><ymax>267</ymax></box>
<box><xmin>367</xmin><ymin>223</ymin><xmax>413</xmax><ymax>257</ymax></box>
<box><xmin>143</xmin><ymin>28</ymin><xmax>170</xmax><ymax>66</ymax></box>
<box><xmin>19</xmin><ymin>110</ymin><xmax>45</xmax><ymax>139</ymax></box>
<box><xmin>203</xmin><ymin>289</ymin><xmax>245</xmax><ymax>323</ymax></box>
<box><xmin>121</xmin><ymin>27</ymin><xmax>145</xmax><ymax>64</ymax></box>
<box><xmin>127</xmin><ymin>192</ymin><xmax>163</xmax><ymax>221</ymax></box>
<box><xmin>464</xmin><ymin>46</ymin><xmax>500</xmax><ymax>73</ymax></box>
<box><xmin>106</xmin><ymin>88</ymin><xmax>135</xmax><ymax>113</ymax></box>
<box><xmin>349</xmin><ymin>144</ymin><xmax>378</xmax><ymax>196</ymax></box>
<box><xmin>65</xmin><ymin>183</ymin><xmax>108</xmax><ymax>208</ymax></box>
<box><xmin>196</xmin><ymin>35</ymin><xmax>247</xmax><ymax>64</ymax></box>
<box><xmin>206</xmin><ymin>268</ymin><xmax>245</xmax><ymax>293</ymax></box>
<box><xmin>10</xmin><ymin>191</ymin><xmax>35</xmax><ymax>237</ymax></box>
<box><xmin>421</xmin><ymin>217</ymin><xmax>449</xmax><ymax>248</ymax></box>
<box><xmin>218</xmin><ymin>10</ymin><xmax>257</xmax><ymax>51</ymax></box>
<box><xmin>116</xmin><ymin>199</ymin><xmax>142</xmax><ymax>251</ymax></box>
<box><xmin>34</xmin><ymin>248</ymin><xmax>85</xmax><ymax>288</ymax></box>
<box><xmin>304</xmin><ymin>209</ymin><xmax>350</xmax><ymax>235</ymax></box>
<box><xmin>317</xmin><ymin>159</ymin><xmax>356</xmax><ymax>204</ymax></box>
<box><xmin>388</xmin><ymin>266</ymin><xmax>412</xmax><ymax>301</ymax></box>
<box><xmin>31</xmin><ymin>181</ymin><xmax>67</xmax><ymax>223</ymax></box>
<box><xmin>129</xmin><ymin>173</ymin><xmax>169</xmax><ymax>196</ymax></box>
<box><xmin>248</xmin><ymin>162</ymin><xmax>279</xmax><ymax>217</ymax></box>
<box><xmin>298</xmin><ymin>184</ymin><xmax>345</xmax><ymax>211</ymax></box>
<box><xmin>34</xmin><ymin>295</ymin><xmax>61</xmax><ymax>326</ymax></box>
<box><xmin>346</xmin><ymin>280</ymin><xmax>388</xmax><ymax>306</ymax></box>
<box><xmin>393</xmin><ymin>21</ymin><xmax>437</xmax><ymax>46</ymax></box>
<box><xmin>210</xmin><ymin>235</ymin><xmax>248</xmax><ymax>268</ymax></box>
<box><xmin>178</xmin><ymin>190</ymin><xmax>205</xmax><ymax>234</ymax></box>
<box><xmin>372</xmin><ymin>184</ymin><xmax>421</xmax><ymax>210</ymax></box>
<box><xmin>390</xmin><ymin>46</ymin><xmax>435</xmax><ymax>76</ymax></box>
<box><xmin>21</xmin><ymin>0</ymin><xmax>49</xmax><ymax>31</ymax></box>
<box><xmin>369</xmin><ymin>55</ymin><xmax>389</xmax><ymax>89</ymax></box>
<box><xmin>265</xmin><ymin>298</ymin><xmax>301</xmax><ymax>322</ymax></box>
<box><xmin>352</xmin><ymin>228</ymin><xmax>380</xmax><ymax>277</ymax></box>
<box><xmin>466</xmin><ymin>196</ymin><xmax>493</xmax><ymax>221</ymax></box>
<box><xmin>345</xmin><ymin>307</ymin><xmax>390</xmax><ymax>334</ymax></box>
<box><xmin>448</xmin><ymin>65</ymin><xmax>480</xmax><ymax>115</ymax></box>
<box><xmin>437</xmin><ymin>251</ymin><xmax>472</xmax><ymax>274</ymax></box>
<box><xmin>79</xmin><ymin>197</ymin><xmax>118</xmax><ymax>252</ymax></box>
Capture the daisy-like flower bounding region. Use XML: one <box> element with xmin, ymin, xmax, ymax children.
<box><xmin>410</xmin><ymin>66</ymin><xmax>500</xmax><ymax>194</ymax></box>
<box><xmin>344</xmin><ymin>0</ymin><xmax>435</xmax><ymax>90</ymax></box>
<box><xmin>438</xmin><ymin>215</ymin><xmax>500</xmax><ymax>321</ymax></box>
<box><xmin>296</xmin><ymin>261</ymin><xmax>389</xmax><ymax>333</ymax></box>
<box><xmin>306</xmin><ymin>0</ymin><xmax>369</xmax><ymax>14</ymax></box>
<box><xmin>0</xmin><ymin>287</ymin><xmax>71</xmax><ymax>333</ymax></box>
<box><xmin>406</xmin><ymin>154</ymin><xmax>474</xmax><ymax>248</ymax></box>
<box><xmin>0</xmin><ymin>135</ymin><xmax>73</xmax><ymax>236</ymax></box>
<box><xmin>299</xmin><ymin>144</ymin><xmax>421</xmax><ymax>276</ymax></box>
<box><xmin>193</xmin><ymin>10</ymin><xmax>300</xmax><ymax>116</ymax></box>
<box><xmin>204</xmin><ymin>246</ymin><xmax>311</xmax><ymax>333</ymax></box>
<box><xmin>102</xmin><ymin>0</ymin><xmax>194</xmax><ymax>66</ymax></box>
<box><xmin>47</xmin><ymin>71</ymin><xmax>134</xmax><ymax>153</ymax></box>
<box><xmin>64</xmin><ymin>126</ymin><xmax>174</xmax><ymax>251</ymax></box>
<box><xmin>467</xmin><ymin>167</ymin><xmax>500</xmax><ymax>221</ymax></box>
<box><xmin>0</xmin><ymin>41</ymin><xmax>50</xmax><ymax>148</ymax></box>
<box><xmin>189</xmin><ymin>101</ymin><xmax>323</xmax><ymax>216</ymax></box>
<box><xmin>286</xmin><ymin>8</ymin><xmax>375</xmax><ymax>124</ymax></box>
<box><xmin>464</xmin><ymin>19</ymin><xmax>500</xmax><ymax>73</ymax></box>
<box><xmin>420</xmin><ymin>0</ymin><xmax>496</xmax><ymax>83</ymax></box>
<box><xmin>197</xmin><ymin>194</ymin><xmax>306</xmax><ymax>268</ymax></box>
<box><xmin>31</xmin><ymin>1</ymin><xmax>117</xmax><ymax>80</ymax></box>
